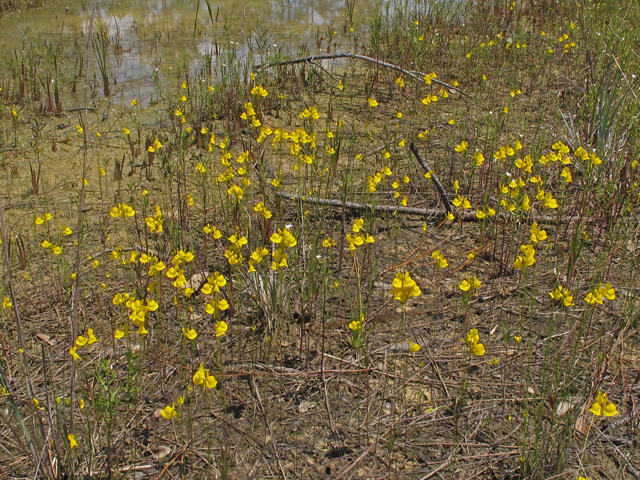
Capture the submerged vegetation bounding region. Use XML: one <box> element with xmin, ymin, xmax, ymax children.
<box><xmin>0</xmin><ymin>0</ymin><xmax>639</xmax><ymax>478</ymax></box>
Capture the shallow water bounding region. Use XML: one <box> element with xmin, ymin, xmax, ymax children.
<box><xmin>0</xmin><ymin>0</ymin><xmax>375</xmax><ymax>104</ymax></box>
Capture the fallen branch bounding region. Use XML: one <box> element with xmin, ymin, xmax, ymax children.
<box><xmin>254</xmin><ymin>53</ymin><xmax>471</xmax><ymax>97</ymax></box>
<box><xmin>276</xmin><ymin>192</ymin><xmax>468</xmax><ymax>219</ymax></box>
<box><xmin>409</xmin><ymin>142</ymin><xmax>453</xmax><ymax>214</ymax></box>
<box><xmin>276</xmin><ymin>193</ymin><xmax>576</xmax><ymax>225</ymax></box>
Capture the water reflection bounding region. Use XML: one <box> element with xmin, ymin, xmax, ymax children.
<box><xmin>0</xmin><ymin>0</ymin><xmax>374</xmax><ymax>103</ymax></box>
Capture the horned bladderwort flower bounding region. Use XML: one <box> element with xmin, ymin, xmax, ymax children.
<box><xmin>431</xmin><ymin>250</ymin><xmax>448</xmax><ymax>269</ymax></box>
<box><xmin>248</xmin><ymin>246</ymin><xmax>269</xmax><ymax>272</ymax></box>
<box><xmin>550</xmin><ymin>286</ymin><xmax>575</xmax><ymax>307</ymax></box>
<box><xmin>193</xmin><ymin>364</ymin><xmax>217</xmax><ymax>391</ymax></box>
<box><xmin>160</xmin><ymin>403</ymin><xmax>177</xmax><ymax>420</ymax></box>
<box><xmin>225</xmin><ymin>234</ymin><xmax>248</xmax><ymax>266</ymax></box>
<box><xmin>530</xmin><ymin>222</ymin><xmax>547</xmax><ymax>243</ymax></box>
<box><xmin>513</xmin><ymin>244</ymin><xmax>536</xmax><ymax>270</ymax></box>
<box><xmin>588</xmin><ymin>390</ymin><xmax>618</xmax><ymax>417</ymax></box>
<box><xmin>392</xmin><ymin>271</ymin><xmax>422</xmax><ymax>303</ymax></box>
<box><xmin>215</xmin><ymin>321</ymin><xmax>228</xmax><ymax>337</ymax></box>
<box><xmin>182</xmin><ymin>328</ymin><xmax>198</xmax><ymax>340</ymax></box>
<box><xmin>203</xmin><ymin>224</ymin><xmax>223</xmax><ymax>240</ymax></box>
<box><xmin>202</xmin><ymin>272</ymin><xmax>229</xmax><ymax>316</ymax></box>
<box><xmin>110</xmin><ymin>203</ymin><xmax>135</xmax><ymax>218</ymax></box>
<box><xmin>345</xmin><ymin>219</ymin><xmax>375</xmax><ymax>251</ymax></box>
<box><xmin>112</xmin><ymin>292</ymin><xmax>159</xmax><ymax>335</ymax></box>
<box><xmin>459</xmin><ymin>276</ymin><xmax>481</xmax><ymax>293</ymax></box>
<box><xmin>585</xmin><ymin>283</ymin><xmax>615</xmax><ymax>305</ymax></box>
<box><xmin>144</xmin><ymin>205</ymin><xmax>164</xmax><ymax>233</ymax></box>
<box><xmin>463</xmin><ymin>328</ymin><xmax>486</xmax><ymax>356</ymax></box>
<box><xmin>254</xmin><ymin>202</ymin><xmax>272</xmax><ymax>219</ymax></box>
<box><xmin>251</xmin><ymin>85</ymin><xmax>268</xmax><ymax>97</ymax></box>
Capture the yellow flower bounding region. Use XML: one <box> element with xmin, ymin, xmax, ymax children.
<box><xmin>459</xmin><ymin>276</ymin><xmax>481</xmax><ymax>293</ymax></box>
<box><xmin>251</xmin><ymin>85</ymin><xmax>268</xmax><ymax>97</ymax></box>
<box><xmin>464</xmin><ymin>328</ymin><xmax>485</xmax><ymax>356</ymax></box>
<box><xmin>161</xmin><ymin>403</ymin><xmax>177</xmax><ymax>419</ymax></box>
<box><xmin>69</xmin><ymin>347</ymin><xmax>81</xmax><ymax>363</ymax></box>
<box><xmin>33</xmin><ymin>397</ymin><xmax>45</xmax><ymax>410</ymax></box>
<box><xmin>123</xmin><ymin>127</ymin><xmax>130</xmax><ymax>135</ymax></box>
<box><xmin>193</xmin><ymin>364</ymin><xmax>217</xmax><ymax>390</ymax></box>
<box><xmin>75</xmin><ymin>335</ymin><xmax>88</xmax><ymax>347</ymax></box>
<box><xmin>3</xmin><ymin>297</ymin><xmax>12</xmax><ymax>309</ymax></box>
<box><xmin>114</xmin><ymin>328</ymin><xmax>125</xmax><ymax>339</ymax></box>
<box><xmin>454</xmin><ymin>141</ymin><xmax>468</xmax><ymax>153</ymax></box>
<box><xmin>599</xmin><ymin>283</ymin><xmax>615</xmax><ymax>300</ymax></box>
<box><xmin>431</xmin><ymin>250</ymin><xmax>448</xmax><ymax>268</ymax></box>
<box><xmin>392</xmin><ymin>271</ymin><xmax>422</xmax><ymax>303</ymax></box>
<box><xmin>183</xmin><ymin>328</ymin><xmax>198</xmax><ymax>340</ymax></box>
<box><xmin>395</xmin><ymin>77</ymin><xmax>405</xmax><ymax>88</ymax></box>
<box><xmin>589</xmin><ymin>390</ymin><xmax>618</xmax><ymax>417</ymax></box>
<box><xmin>543</xmin><ymin>191</ymin><xmax>558</xmax><ymax>209</ymax></box>
<box><xmin>408</xmin><ymin>341</ymin><xmax>421</xmax><ymax>353</ymax></box>
<box><xmin>68</xmin><ymin>434</ymin><xmax>78</xmax><ymax>448</ymax></box>
<box><xmin>514</xmin><ymin>244</ymin><xmax>536</xmax><ymax>270</ymax></box>
<box><xmin>271</xmin><ymin>248</ymin><xmax>288</xmax><ymax>270</ymax></box>
<box><xmin>87</xmin><ymin>328</ymin><xmax>97</xmax><ymax>345</ymax></box>
<box><xmin>227</xmin><ymin>185</ymin><xmax>244</xmax><ymax>202</ymax></box>
<box><xmin>322</xmin><ymin>238</ymin><xmax>336</xmax><ymax>248</ymax></box>
<box><xmin>367</xmin><ymin>98</ymin><xmax>378</xmax><ymax>108</ymax></box>
<box><xmin>530</xmin><ymin>222</ymin><xmax>547</xmax><ymax>243</ymax></box>
<box><xmin>215</xmin><ymin>321</ymin><xmax>228</xmax><ymax>337</ymax></box>
<box><xmin>348</xmin><ymin>320</ymin><xmax>362</xmax><ymax>331</ymax></box>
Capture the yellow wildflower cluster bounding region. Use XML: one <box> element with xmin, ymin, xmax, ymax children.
<box><xmin>431</xmin><ymin>250</ymin><xmax>448</xmax><ymax>269</ymax></box>
<box><xmin>588</xmin><ymin>390</ymin><xmax>618</xmax><ymax>417</ymax></box>
<box><xmin>202</xmin><ymin>272</ymin><xmax>229</xmax><ymax>317</ymax></box>
<box><xmin>240</xmin><ymin>101</ymin><xmax>261</xmax><ymax>128</ymax></box>
<box><xmin>69</xmin><ymin>328</ymin><xmax>98</xmax><ymax>363</ymax></box>
<box><xmin>140</xmin><ymin>253</ymin><xmax>166</xmax><ymax>277</ymax></box>
<box><xmin>585</xmin><ymin>283</ymin><xmax>615</xmax><ymax>305</ymax></box>
<box><xmin>166</xmin><ymin>250</ymin><xmax>195</xmax><ymax>289</ymax></box>
<box><xmin>270</xmin><ymin>228</ymin><xmax>297</xmax><ymax>270</ymax></box>
<box><xmin>145</xmin><ymin>205</ymin><xmax>164</xmax><ymax>233</ymax></box>
<box><xmin>203</xmin><ymin>224</ymin><xmax>223</xmax><ymax>240</ymax></box>
<box><xmin>34</xmin><ymin>212</ymin><xmax>53</xmax><ymax>225</ymax></box>
<box><xmin>254</xmin><ymin>202</ymin><xmax>272</xmax><ymax>219</ymax></box>
<box><xmin>248</xmin><ymin>246</ymin><xmax>269</xmax><ymax>272</ymax></box>
<box><xmin>549</xmin><ymin>286</ymin><xmax>574</xmax><ymax>307</ymax></box>
<box><xmin>147</xmin><ymin>138</ymin><xmax>163</xmax><ymax>153</ymax></box>
<box><xmin>513</xmin><ymin>244</ymin><xmax>536</xmax><ymax>270</ymax></box>
<box><xmin>574</xmin><ymin>146</ymin><xmax>602</xmax><ymax>166</ymax></box>
<box><xmin>113</xmin><ymin>293</ymin><xmax>159</xmax><ymax>336</ymax></box>
<box><xmin>251</xmin><ymin>85</ymin><xmax>268</xmax><ymax>97</ymax></box>
<box><xmin>299</xmin><ymin>105</ymin><xmax>320</xmax><ymax>120</ymax></box>
<box><xmin>424</xmin><ymin>71</ymin><xmax>437</xmax><ymax>84</ymax></box>
<box><xmin>459</xmin><ymin>276</ymin><xmax>481</xmax><ymax>293</ymax></box>
<box><xmin>368</xmin><ymin>166</ymin><xmax>392</xmax><ymax>192</ymax></box>
<box><xmin>346</xmin><ymin>218</ymin><xmax>375</xmax><ymax>251</ymax></box>
<box><xmin>193</xmin><ymin>364</ymin><xmax>218</xmax><ymax>391</ymax></box>
<box><xmin>225</xmin><ymin>234</ymin><xmax>247</xmax><ymax>265</ymax></box>
<box><xmin>464</xmin><ymin>328</ymin><xmax>485</xmax><ymax>356</ymax></box>
<box><xmin>530</xmin><ymin>222</ymin><xmax>547</xmax><ymax>243</ymax></box>
<box><xmin>110</xmin><ymin>203</ymin><xmax>135</xmax><ymax>219</ymax></box>
<box><xmin>494</xmin><ymin>141</ymin><xmax>522</xmax><ymax>160</ymax></box>
<box><xmin>392</xmin><ymin>271</ymin><xmax>422</xmax><ymax>303</ymax></box>
<box><xmin>41</xmin><ymin>239</ymin><xmax>62</xmax><ymax>255</ymax></box>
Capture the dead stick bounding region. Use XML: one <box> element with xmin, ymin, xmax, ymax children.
<box><xmin>276</xmin><ymin>192</ymin><xmax>468</xmax><ymax>219</ymax></box>
<box><xmin>276</xmin><ymin>192</ymin><xmax>575</xmax><ymax>225</ymax></box>
<box><xmin>410</xmin><ymin>142</ymin><xmax>453</xmax><ymax>214</ymax></box>
<box><xmin>254</xmin><ymin>52</ymin><xmax>471</xmax><ymax>97</ymax></box>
